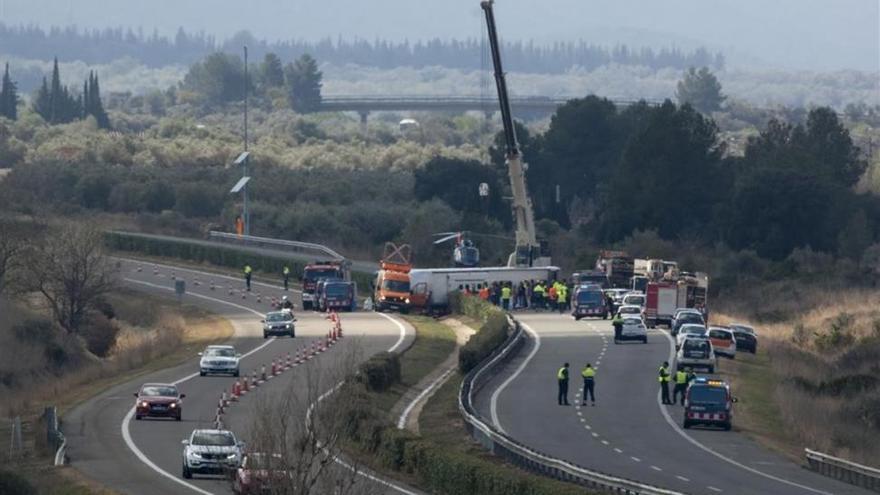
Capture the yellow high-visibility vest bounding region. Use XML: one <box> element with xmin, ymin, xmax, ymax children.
<box><xmin>582</xmin><ymin>367</ymin><xmax>595</xmax><ymax>379</ymax></box>
<box><xmin>557</xmin><ymin>367</ymin><xmax>568</xmax><ymax>380</ymax></box>
<box><xmin>658</xmin><ymin>366</ymin><xmax>670</xmax><ymax>383</ymax></box>
<box><xmin>675</xmin><ymin>370</ymin><xmax>688</xmax><ymax>384</ymax></box>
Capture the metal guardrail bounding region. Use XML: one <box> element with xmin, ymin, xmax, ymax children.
<box><xmin>805</xmin><ymin>448</ymin><xmax>880</xmax><ymax>492</ymax></box>
<box><xmin>458</xmin><ymin>315</ymin><xmax>685</xmax><ymax>495</ymax></box>
<box><xmin>208</xmin><ymin>231</ymin><xmax>347</xmax><ymax>263</ymax></box>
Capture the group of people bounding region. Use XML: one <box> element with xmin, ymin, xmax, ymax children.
<box><xmin>555</xmin><ymin>361</ymin><xmax>697</xmax><ymax>407</ymax></box>
<box><xmin>462</xmin><ymin>279</ymin><xmax>574</xmax><ymax>313</ymax></box>
<box><xmin>242</xmin><ymin>264</ymin><xmax>294</xmax><ymax>292</ymax></box>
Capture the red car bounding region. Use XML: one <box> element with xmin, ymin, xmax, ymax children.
<box><xmin>233</xmin><ymin>453</ymin><xmax>290</xmax><ymax>494</ymax></box>
<box><xmin>134</xmin><ymin>383</ymin><xmax>185</xmax><ymax>421</ymax></box>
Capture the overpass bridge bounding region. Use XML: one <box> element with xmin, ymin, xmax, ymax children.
<box><xmin>318</xmin><ymin>95</ymin><xmax>662</xmax><ymax>121</ymax></box>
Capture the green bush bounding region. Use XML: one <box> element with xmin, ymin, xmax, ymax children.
<box><xmin>0</xmin><ymin>470</ymin><xmax>36</xmax><ymax>495</ymax></box>
<box><xmin>358</xmin><ymin>352</ymin><xmax>401</xmax><ymax>392</ymax></box>
<box><xmin>81</xmin><ymin>313</ymin><xmax>120</xmax><ymax>357</ymax></box>
<box><xmin>450</xmin><ymin>293</ymin><xmax>511</xmax><ymax>373</ymax></box>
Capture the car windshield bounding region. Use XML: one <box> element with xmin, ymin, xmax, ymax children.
<box><xmin>731</xmin><ymin>325</ymin><xmax>755</xmax><ymax>334</ymax></box>
<box><xmin>623</xmin><ymin>318</ymin><xmax>642</xmax><ymax>326</ymax></box>
<box><xmin>577</xmin><ymin>291</ymin><xmax>602</xmax><ymax>303</ymax></box>
<box><xmin>683</xmin><ymin>326</ymin><xmax>707</xmax><ymax>336</ymax></box>
<box><xmin>305</xmin><ymin>268</ymin><xmax>340</xmax><ymax>282</ymax></box>
<box><xmin>141</xmin><ymin>386</ymin><xmax>178</xmax><ymax>397</ymax></box>
<box><xmin>680</xmin><ymin>313</ymin><xmax>703</xmax><ymax>322</ymax></box>
<box><xmin>709</xmin><ymin>330</ymin><xmax>732</xmax><ymax>340</ymax></box>
<box><xmin>204</xmin><ymin>348</ymin><xmax>235</xmax><ymax>357</ymax></box>
<box><xmin>624</xmin><ymin>295</ymin><xmax>645</xmax><ymax>305</ymax></box>
<box><xmin>192</xmin><ymin>431</ymin><xmax>235</xmax><ymax>446</ymax></box>
<box><xmin>382</xmin><ymin>280</ymin><xmax>410</xmax><ymax>293</ymax></box>
<box><xmin>683</xmin><ymin>339</ymin><xmax>710</xmax><ymax>353</ymax></box>
<box><xmin>620</xmin><ymin>306</ymin><xmax>639</xmax><ymax>313</ymax></box>
<box><xmin>689</xmin><ymin>386</ymin><xmax>727</xmax><ymax>404</ymax></box>
<box><xmin>266</xmin><ymin>312</ymin><xmax>291</xmax><ymax>322</ymax></box>
<box><xmin>326</xmin><ymin>284</ymin><xmax>350</xmax><ymax>296</ymax></box>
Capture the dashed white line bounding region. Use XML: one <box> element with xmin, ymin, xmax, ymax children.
<box><xmin>707</xmin><ymin>486</ymin><xmax>723</xmax><ymax>492</ymax></box>
<box><xmin>614</xmin><ymin>448</ymin><xmax>623</xmax><ymax>454</ymax></box>
<box><xmin>676</xmin><ymin>475</ymin><xmax>690</xmax><ymax>482</ymax></box>
<box><xmin>631</xmin><ymin>456</ymin><xmax>641</xmax><ymax>462</ymax></box>
<box><xmin>651</xmin><ymin>466</ymin><xmax>663</xmax><ymax>472</ymax></box>
<box><xmin>591</xmin><ymin>432</ymin><xmax>599</xmax><ymax>438</ymax></box>
<box><xmin>601</xmin><ymin>440</ymin><xmax>609</xmax><ymax>445</ymax></box>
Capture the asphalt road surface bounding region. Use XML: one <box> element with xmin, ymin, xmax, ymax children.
<box><xmin>474</xmin><ymin>312</ymin><xmax>871</xmax><ymax>495</ymax></box>
<box><xmin>65</xmin><ymin>259</ymin><xmax>418</xmax><ymax>495</ymax></box>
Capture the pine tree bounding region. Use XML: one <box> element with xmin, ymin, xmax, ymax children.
<box><xmin>84</xmin><ymin>71</ymin><xmax>110</xmax><ymax>129</ymax></box>
<box><xmin>0</xmin><ymin>62</ymin><xmax>19</xmax><ymax>120</ymax></box>
<box><xmin>49</xmin><ymin>57</ymin><xmax>63</xmax><ymax>123</ymax></box>
<box><xmin>32</xmin><ymin>77</ymin><xmax>51</xmax><ymax>121</ymax></box>
<box><xmin>284</xmin><ymin>54</ymin><xmax>322</xmax><ymax>113</ymax></box>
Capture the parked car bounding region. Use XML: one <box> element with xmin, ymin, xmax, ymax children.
<box><xmin>676</xmin><ymin>324</ymin><xmax>708</xmax><ymax>349</ymax></box>
<box><xmin>708</xmin><ymin>327</ymin><xmax>737</xmax><ymax>359</ymax></box>
<box><xmin>199</xmin><ymin>345</ymin><xmax>241</xmax><ymax>377</ymax></box>
<box><xmin>182</xmin><ymin>429</ymin><xmax>244</xmax><ymax>479</ymax></box>
<box><xmin>676</xmin><ymin>337</ymin><xmax>716</xmax><ymax>373</ymax></box>
<box><xmin>134</xmin><ymin>383</ymin><xmax>184</xmax><ymax>421</ymax></box>
<box><xmin>729</xmin><ymin>323</ymin><xmax>758</xmax><ymax>353</ymax></box>
<box><xmin>672</xmin><ymin>312</ymin><xmax>706</xmax><ymax>336</ymax></box>
<box><xmin>615</xmin><ymin>316</ymin><xmax>648</xmax><ymax>344</ymax></box>
<box><xmin>621</xmin><ymin>292</ymin><xmax>646</xmax><ymax>309</ymax></box>
<box><xmin>616</xmin><ymin>304</ymin><xmax>644</xmax><ymax>319</ymax></box>
<box><xmin>671</xmin><ymin>308</ymin><xmax>702</xmax><ymax>329</ymax></box>
<box><xmin>683</xmin><ymin>377</ymin><xmax>737</xmax><ymax>430</ymax></box>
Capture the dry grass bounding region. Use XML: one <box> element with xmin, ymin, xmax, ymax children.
<box><xmin>713</xmin><ymin>287</ymin><xmax>880</xmax><ymax>467</ymax></box>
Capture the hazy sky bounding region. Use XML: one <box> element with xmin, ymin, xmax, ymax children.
<box><xmin>1</xmin><ymin>0</ymin><xmax>878</xmax><ymax>71</ymax></box>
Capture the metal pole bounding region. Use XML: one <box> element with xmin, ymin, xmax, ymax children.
<box><xmin>243</xmin><ymin>45</ymin><xmax>250</xmax><ymax>236</ymax></box>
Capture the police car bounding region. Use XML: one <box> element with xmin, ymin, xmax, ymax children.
<box><xmin>683</xmin><ymin>377</ymin><xmax>738</xmax><ymax>430</ymax></box>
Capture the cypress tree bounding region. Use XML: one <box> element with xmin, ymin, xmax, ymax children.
<box><xmin>0</xmin><ymin>62</ymin><xmax>19</xmax><ymax>120</ymax></box>
<box><xmin>33</xmin><ymin>76</ymin><xmax>51</xmax><ymax>121</ymax></box>
<box><xmin>49</xmin><ymin>57</ymin><xmax>63</xmax><ymax>123</ymax></box>
<box><xmin>85</xmin><ymin>71</ymin><xmax>110</xmax><ymax>129</ymax></box>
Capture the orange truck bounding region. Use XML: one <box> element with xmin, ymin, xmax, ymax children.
<box><xmin>373</xmin><ymin>243</ymin><xmax>413</xmax><ymax>313</ymax></box>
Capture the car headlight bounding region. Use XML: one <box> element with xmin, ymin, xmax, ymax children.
<box><xmin>379</xmin><ymin>296</ymin><xmax>386</xmax><ymax>301</ymax></box>
<box><xmin>285</xmin><ymin>324</ymin><xmax>292</xmax><ymax>329</ymax></box>
<box><xmin>227</xmin><ymin>453</ymin><xmax>238</xmax><ymax>459</ymax></box>
<box><xmin>187</xmin><ymin>450</ymin><xmax>201</xmax><ymax>459</ymax></box>
<box><xmin>170</xmin><ymin>403</ymin><xmax>177</xmax><ymax>408</ymax></box>
<box><xmin>404</xmin><ymin>298</ymin><xmax>410</xmax><ymax>304</ymax></box>
<box><xmin>140</xmin><ymin>401</ymin><xmax>149</xmax><ymax>408</ymax></box>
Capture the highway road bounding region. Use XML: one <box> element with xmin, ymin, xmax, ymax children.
<box><xmin>474</xmin><ymin>313</ymin><xmax>871</xmax><ymax>495</ymax></box>
<box><xmin>64</xmin><ymin>259</ymin><xmax>419</xmax><ymax>495</ymax></box>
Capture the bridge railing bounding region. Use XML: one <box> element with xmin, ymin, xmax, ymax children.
<box><xmin>458</xmin><ymin>315</ymin><xmax>685</xmax><ymax>495</ymax></box>
<box><xmin>805</xmin><ymin>448</ymin><xmax>880</xmax><ymax>492</ymax></box>
<box><xmin>208</xmin><ymin>231</ymin><xmax>347</xmax><ymax>263</ymax></box>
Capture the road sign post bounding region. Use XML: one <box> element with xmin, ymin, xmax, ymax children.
<box><xmin>175</xmin><ymin>279</ymin><xmax>186</xmax><ymax>303</ymax></box>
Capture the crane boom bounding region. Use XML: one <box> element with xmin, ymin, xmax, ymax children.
<box><xmin>480</xmin><ymin>0</ymin><xmax>548</xmax><ymax>267</ymax></box>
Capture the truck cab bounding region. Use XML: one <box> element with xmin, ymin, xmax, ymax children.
<box><xmin>301</xmin><ymin>261</ymin><xmax>347</xmax><ymax>310</ymax></box>
<box><xmin>374</xmin><ymin>266</ymin><xmax>411</xmax><ymax>313</ymax></box>
<box><xmin>683</xmin><ymin>377</ymin><xmax>737</xmax><ymax>430</ymax></box>
<box><xmin>318</xmin><ymin>280</ymin><xmax>357</xmax><ymax>312</ymax></box>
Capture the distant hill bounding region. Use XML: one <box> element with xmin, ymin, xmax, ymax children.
<box><xmin>0</xmin><ymin>0</ymin><xmax>877</xmax><ymax>71</ymax></box>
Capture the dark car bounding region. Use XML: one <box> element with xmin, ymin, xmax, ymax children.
<box><xmin>729</xmin><ymin>323</ymin><xmax>757</xmax><ymax>353</ymax></box>
<box><xmin>672</xmin><ymin>312</ymin><xmax>706</xmax><ymax>336</ymax></box>
<box><xmin>684</xmin><ymin>377</ymin><xmax>737</xmax><ymax>430</ymax></box>
<box><xmin>262</xmin><ymin>311</ymin><xmax>295</xmax><ymax>339</ymax></box>
<box><xmin>135</xmin><ymin>383</ymin><xmax>185</xmax><ymax>420</ymax></box>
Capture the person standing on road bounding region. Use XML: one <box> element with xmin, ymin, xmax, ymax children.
<box><xmin>548</xmin><ymin>283</ymin><xmax>558</xmax><ymax>311</ymax></box>
<box><xmin>612</xmin><ymin>313</ymin><xmax>624</xmax><ymax>341</ymax></box>
<box><xmin>533</xmin><ymin>282</ymin><xmax>545</xmax><ymax>310</ymax></box>
<box><xmin>557</xmin><ymin>362</ymin><xmax>570</xmax><ymax>405</ymax></box>
<box><xmin>673</xmin><ymin>368</ymin><xmax>689</xmax><ymax>405</ymax></box>
<box><xmin>659</xmin><ymin>361</ymin><xmax>672</xmax><ymax>404</ymax></box>
<box><xmin>557</xmin><ymin>283</ymin><xmax>568</xmax><ymax>314</ymax></box>
<box><xmin>282</xmin><ymin>265</ymin><xmax>291</xmax><ymax>291</ymax></box>
<box><xmin>244</xmin><ymin>264</ymin><xmax>253</xmax><ymax>291</ymax></box>
<box><xmin>501</xmin><ymin>283</ymin><xmax>512</xmax><ymax>311</ymax></box>
<box><xmin>581</xmin><ymin>363</ymin><xmax>596</xmax><ymax>406</ymax></box>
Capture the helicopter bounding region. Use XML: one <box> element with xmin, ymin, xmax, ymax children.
<box><xmin>433</xmin><ymin>232</ymin><xmax>480</xmax><ymax>267</ymax></box>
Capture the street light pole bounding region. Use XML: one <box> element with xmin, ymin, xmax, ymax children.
<box><xmin>243</xmin><ymin>45</ymin><xmax>250</xmax><ymax>236</ymax></box>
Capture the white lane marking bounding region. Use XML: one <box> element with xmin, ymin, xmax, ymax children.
<box><xmin>707</xmin><ymin>486</ymin><xmax>723</xmax><ymax>492</ymax></box>
<box><xmin>631</xmin><ymin>456</ymin><xmax>641</xmax><ymax>462</ymax></box>
<box><xmin>490</xmin><ymin>321</ymin><xmax>540</xmax><ymax>434</ymax></box>
<box><xmin>123</xmin><ymin>278</ymin><xmax>264</xmax><ymax>317</ymax></box>
<box><xmin>117</xmin><ymin>257</ymin><xmax>302</xmax><ymax>295</ymax></box>
<box><xmin>656</xmin><ymin>330</ymin><xmax>835</xmax><ymax>495</ymax></box>
<box><xmin>396</xmin><ymin>367</ymin><xmax>455</xmax><ymax>430</ymax></box>
<box><xmin>614</xmin><ymin>448</ymin><xmax>623</xmax><ymax>454</ymax></box>
<box><xmin>601</xmin><ymin>440</ymin><xmax>609</xmax><ymax>445</ymax></box>
<box><xmin>591</xmin><ymin>432</ymin><xmax>599</xmax><ymax>438</ymax></box>
<box><xmin>675</xmin><ymin>475</ymin><xmax>689</xmax><ymax>481</ymax></box>
<box><xmin>652</xmin><ymin>466</ymin><xmax>663</xmax><ymax>472</ymax></box>
<box><xmin>585</xmin><ymin>425</ymin><xmax>591</xmax><ymax>430</ymax></box>
<box><xmin>374</xmin><ymin>312</ymin><xmax>408</xmax><ymax>353</ymax></box>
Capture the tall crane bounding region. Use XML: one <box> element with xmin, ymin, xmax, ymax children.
<box><xmin>480</xmin><ymin>0</ymin><xmax>551</xmax><ymax>268</ymax></box>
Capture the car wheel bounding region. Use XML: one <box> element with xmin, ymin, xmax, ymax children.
<box><xmin>176</xmin><ymin>412</ymin><xmax>182</xmax><ymax>421</ymax></box>
<box><xmin>263</xmin><ymin>332</ymin><xmax>268</xmax><ymax>339</ymax></box>
<box><xmin>290</xmin><ymin>330</ymin><xmax>295</xmax><ymax>338</ymax></box>
<box><xmin>233</xmin><ymin>369</ymin><xmax>240</xmax><ymax>377</ymax></box>
<box><xmin>642</xmin><ymin>337</ymin><xmax>648</xmax><ymax>344</ymax></box>
<box><xmin>135</xmin><ymin>415</ymin><xmax>142</xmax><ymax>421</ymax></box>
<box><xmin>199</xmin><ymin>371</ymin><xmax>206</xmax><ymax>377</ymax></box>
<box><xmin>683</xmin><ymin>420</ymin><xmax>691</xmax><ymax>429</ymax></box>
<box><xmin>723</xmin><ymin>422</ymin><xmax>732</xmax><ymax>431</ymax></box>
<box><xmin>708</xmin><ymin>366</ymin><xmax>715</xmax><ymax>373</ymax></box>
<box><xmin>603</xmin><ymin>313</ymin><xmax>608</xmax><ymax>320</ymax></box>
<box><xmin>182</xmin><ymin>465</ymin><xmax>192</xmax><ymax>479</ymax></box>
<box><xmin>574</xmin><ymin>316</ymin><xmax>581</xmax><ymax>321</ymax></box>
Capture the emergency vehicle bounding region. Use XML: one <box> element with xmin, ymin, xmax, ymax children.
<box><xmin>301</xmin><ymin>260</ymin><xmax>348</xmax><ymax>310</ymax></box>
<box><xmin>683</xmin><ymin>377</ymin><xmax>737</xmax><ymax>430</ymax></box>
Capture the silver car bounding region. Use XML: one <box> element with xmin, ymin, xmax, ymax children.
<box><xmin>182</xmin><ymin>429</ymin><xmax>244</xmax><ymax>479</ymax></box>
<box><xmin>199</xmin><ymin>345</ymin><xmax>241</xmax><ymax>377</ymax></box>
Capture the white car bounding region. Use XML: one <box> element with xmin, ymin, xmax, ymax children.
<box><xmin>615</xmin><ymin>316</ymin><xmax>647</xmax><ymax>344</ymax></box>
<box><xmin>616</xmin><ymin>304</ymin><xmax>643</xmax><ymax>318</ymax></box>
<box><xmin>182</xmin><ymin>429</ymin><xmax>244</xmax><ymax>479</ymax></box>
<box><xmin>676</xmin><ymin>324</ymin><xmax>708</xmax><ymax>349</ymax></box>
<box><xmin>708</xmin><ymin>327</ymin><xmax>737</xmax><ymax>359</ymax></box>
<box><xmin>671</xmin><ymin>308</ymin><xmax>702</xmax><ymax>327</ymax></box>
<box><xmin>199</xmin><ymin>345</ymin><xmax>241</xmax><ymax>377</ymax></box>
<box><xmin>676</xmin><ymin>336</ymin><xmax>716</xmax><ymax>373</ymax></box>
<box><xmin>622</xmin><ymin>293</ymin><xmax>646</xmax><ymax>309</ymax></box>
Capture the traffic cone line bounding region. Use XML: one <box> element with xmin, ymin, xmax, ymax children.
<box><xmin>256</xmin><ymin>293</ymin><xmax>261</xmax><ymax>303</ymax></box>
<box><xmin>137</xmin><ymin>265</ymin><xmax>143</xmax><ymax>272</ymax></box>
<box><xmin>285</xmin><ymin>352</ymin><xmax>292</xmax><ymax>369</ymax></box>
<box><xmin>218</xmin><ymin>396</ymin><xmax>225</xmax><ymax>414</ymax></box>
<box><xmin>232</xmin><ymin>380</ymin><xmax>241</xmax><ymax>399</ymax></box>
<box><xmin>260</xmin><ymin>364</ymin><xmax>267</xmax><ymax>382</ymax></box>
<box><xmin>242</xmin><ymin>375</ymin><xmax>250</xmax><ymax>393</ymax></box>
<box><xmin>251</xmin><ymin>370</ymin><xmax>259</xmax><ymax>388</ymax></box>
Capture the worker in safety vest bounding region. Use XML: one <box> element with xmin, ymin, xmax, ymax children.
<box><xmin>282</xmin><ymin>265</ymin><xmax>291</xmax><ymax>291</ymax></box>
<box><xmin>611</xmin><ymin>313</ymin><xmax>624</xmax><ymax>341</ymax></box>
<box><xmin>501</xmin><ymin>283</ymin><xmax>512</xmax><ymax>311</ymax></box>
<box><xmin>659</xmin><ymin>361</ymin><xmax>672</xmax><ymax>405</ymax></box>
<box><xmin>557</xmin><ymin>284</ymin><xmax>568</xmax><ymax>313</ymax></box>
<box><xmin>479</xmin><ymin>285</ymin><xmax>490</xmax><ymax>301</ymax></box>
<box><xmin>673</xmin><ymin>367</ymin><xmax>689</xmax><ymax>405</ymax></box>
<box><xmin>557</xmin><ymin>362</ymin><xmax>570</xmax><ymax>405</ymax></box>
<box><xmin>244</xmin><ymin>264</ymin><xmax>253</xmax><ymax>291</ymax></box>
<box><xmin>533</xmin><ymin>282</ymin><xmax>545</xmax><ymax>310</ymax></box>
<box><xmin>581</xmin><ymin>363</ymin><xmax>596</xmax><ymax>406</ymax></box>
<box><xmin>547</xmin><ymin>284</ymin><xmax>558</xmax><ymax>311</ymax></box>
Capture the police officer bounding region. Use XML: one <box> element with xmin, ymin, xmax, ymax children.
<box><xmin>611</xmin><ymin>313</ymin><xmax>624</xmax><ymax>341</ymax></box>
<box><xmin>244</xmin><ymin>264</ymin><xmax>253</xmax><ymax>291</ymax></box>
<box><xmin>673</xmin><ymin>367</ymin><xmax>689</xmax><ymax>405</ymax></box>
<box><xmin>659</xmin><ymin>361</ymin><xmax>672</xmax><ymax>405</ymax></box>
<box><xmin>501</xmin><ymin>283</ymin><xmax>512</xmax><ymax>311</ymax></box>
<box><xmin>557</xmin><ymin>362</ymin><xmax>570</xmax><ymax>405</ymax></box>
<box><xmin>581</xmin><ymin>363</ymin><xmax>596</xmax><ymax>406</ymax></box>
<box><xmin>533</xmin><ymin>282</ymin><xmax>545</xmax><ymax>309</ymax></box>
<box><xmin>282</xmin><ymin>265</ymin><xmax>291</xmax><ymax>291</ymax></box>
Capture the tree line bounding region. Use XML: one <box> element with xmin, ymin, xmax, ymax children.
<box><xmin>0</xmin><ymin>23</ymin><xmax>725</xmax><ymax>73</ymax></box>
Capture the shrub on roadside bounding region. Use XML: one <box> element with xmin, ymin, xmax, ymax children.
<box><xmin>0</xmin><ymin>469</ymin><xmax>36</xmax><ymax>495</ymax></box>
<box><xmin>358</xmin><ymin>352</ymin><xmax>401</xmax><ymax>392</ymax></box>
<box><xmin>458</xmin><ymin>311</ymin><xmax>509</xmax><ymax>373</ymax></box>
<box><xmin>81</xmin><ymin>313</ymin><xmax>120</xmax><ymax>357</ymax></box>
